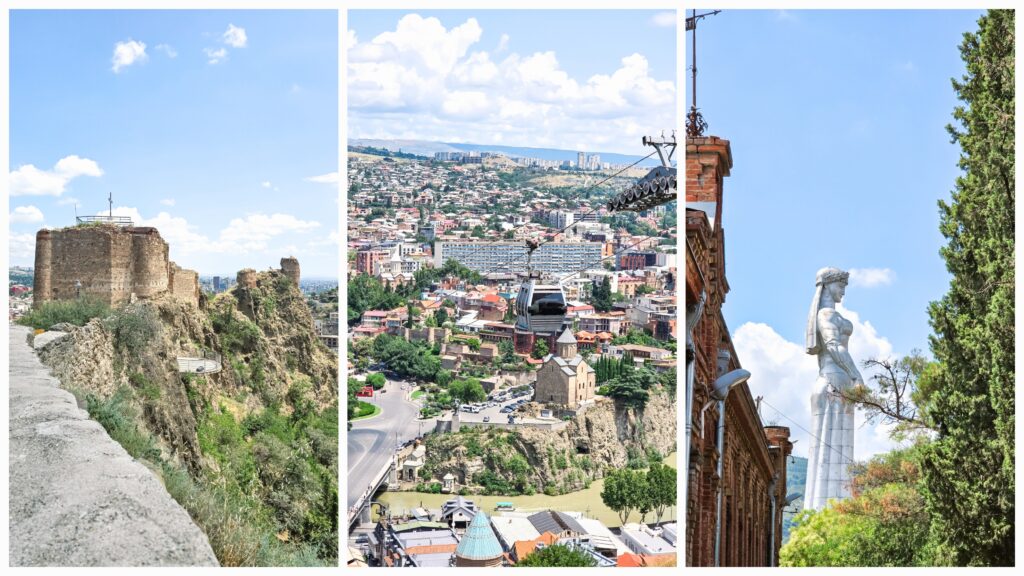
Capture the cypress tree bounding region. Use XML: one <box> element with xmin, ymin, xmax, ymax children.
<box><xmin>918</xmin><ymin>9</ymin><xmax>1014</xmax><ymax>566</ymax></box>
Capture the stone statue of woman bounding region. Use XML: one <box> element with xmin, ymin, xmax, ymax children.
<box><xmin>803</xmin><ymin>267</ymin><xmax>861</xmax><ymax>511</ymax></box>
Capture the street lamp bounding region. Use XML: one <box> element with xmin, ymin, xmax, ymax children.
<box><xmin>710</xmin><ymin>368</ymin><xmax>750</xmax><ymax>567</ymax></box>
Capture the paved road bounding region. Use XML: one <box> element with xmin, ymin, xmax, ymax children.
<box><xmin>8</xmin><ymin>325</ymin><xmax>219</xmax><ymax>567</ymax></box>
<box><xmin>347</xmin><ymin>378</ymin><xmax>433</xmax><ymax>509</ymax></box>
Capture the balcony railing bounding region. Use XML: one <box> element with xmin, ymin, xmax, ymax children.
<box><xmin>76</xmin><ymin>215</ymin><xmax>134</xmax><ymax>226</ymax></box>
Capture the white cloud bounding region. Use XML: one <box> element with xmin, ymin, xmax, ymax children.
<box><xmin>848</xmin><ymin>267</ymin><xmax>894</xmax><ymax>288</ymax></box>
<box><xmin>10</xmin><ymin>205</ymin><xmax>44</xmax><ymax>223</ymax></box>
<box><xmin>9</xmin><ymin>155</ymin><xmax>104</xmax><ymax>196</ymax></box>
<box><xmin>223</xmin><ymin>24</ymin><xmax>248</xmax><ymax>48</ymax></box>
<box><xmin>110</xmin><ymin>207</ymin><xmax>319</xmax><ymax>257</ymax></box>
<box><xmin>9</xmin><ymin>232</ymin><xmax>36</xmax><ymax>262</ymax></box>
<box><xmin>218</xmin><ymin>213</ymin><xmax>320</xmax><ymax>252</ymax></box>
<box><xmin>155</xmin><ymin>44</ymin><xmax>177</xmax><ymax>58</ymax></box>
<box><xmin>651</xmin><ymin>12</ymin><xmax>677</xmax><ymax>28</ymax></box>
<box><xmin>112</xmin><ymin>39</ymin><xmax>147</xmax><ymax>73</ymax></box>
<box><xmin>261</xmin><ymin>181</ymin><xmax>272</xmax><ymax>188</ymax></box>
<box><xmin>305</xmin><ymin>172</ymin><xmax>339</xmax><ymax>185</ymax></box>
<box><xmin>205</xmin><ymin>47</ymin><xmax>228</xmax><ymax>65</ymax></box>
<box><xmin>160</xmin><ymin>198</ymin><xmax>176</xmax><ymax>206</ymax></box>
<box><xmin>733</xmin><ymin>303</ymin><xmax>898</xmax><ymax>463</ymax></box>
<box><xmin>348</xmin><ymin>15</ymin><xmax>676</xmax><ymax>154</ymax></box>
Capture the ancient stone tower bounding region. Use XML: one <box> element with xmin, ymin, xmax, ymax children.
<box><xmin>237</xmin><ymin>268</ymin><xmax>258</xmax><ymax>290</ymax></box>
<box><xmin>32</xmin><ymin>224</ymin><xmax>199</xmax><ymax>308</ymax></box>
<box><xmin>280</xmin><ymin>257</ymin><xmax>300</xmax><ymax>287</ymax></box>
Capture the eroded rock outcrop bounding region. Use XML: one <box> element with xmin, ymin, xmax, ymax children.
<box><xmin>423</xmin><ymin>390</ymin><xmax>676</xmax><ymax>494</ymax></box>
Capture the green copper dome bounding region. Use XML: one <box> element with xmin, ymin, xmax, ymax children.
<box><xmin>455</xmin><ymin>512</ymin><xmax>503</xmax><ymax>561</ymax></box>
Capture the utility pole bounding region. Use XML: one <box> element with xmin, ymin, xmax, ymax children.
<box><xmin>685</xmin><ymin>9</ymin><xmax>721</xmax><ymax>138</ymax></box>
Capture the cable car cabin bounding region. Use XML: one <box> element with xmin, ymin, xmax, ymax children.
<box><xmin>515</xmin><ymin>280</ymin><xmax>567</xmax><ymax>335</ymax></box>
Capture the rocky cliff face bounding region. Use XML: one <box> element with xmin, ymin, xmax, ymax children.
<box><xmin>423</xmin><ymin>390</ymin><xmax>676</xmax><ymax>494</ymax></box>
<box><xmin>36</xmin><ymin>269</ymin><xmax>337</xmax><ymax>473</ymax></box>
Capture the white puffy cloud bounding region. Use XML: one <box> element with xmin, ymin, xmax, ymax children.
<box><xmin>651</xmin><ymin>12</ymin><xmax>677</xmax><ymax>28</ymax></box>
<box><xmin>112</xmin><ymin>39</ymin><xmax>147</xmax><ymax>73</ymax></box>
<box><xmin>9</xmin><ymin>155</ymin><xmax>104</xmax><ymax>196</ymax></box>
<box><xmin>112</xmin><ymin>207</ymin><xmax>211</xmax><ymax>254</ymax></box>
<box><xmin>9</xmin><ymin>232</ymin><xmax>36</xmax><ymax>262</ymax></box>
<box><xmin>848</xmin><ymin>267</ymin><xmax>895</xmax><ymax>288</ymax></box>
<box><xmin>205</xmin><ymin>47</ymin><xmax>228</xmax><ymax>65</ymax></box>
<box><xmin>223</xmin><ymin>24</ymin><xmax>248</xmax><ymax>48</ymax></box>
<box><xmin>305</xmin><ymin>172</ymin><xmax>339</xmax><ymax>185</ymax></box>
<box><xmin>111</xmin><ymin>207</ymin><xmax>321</xmax><ymax>258</ymax></box>
<box><xmin>218</xmin><ymin>213</ymin><xmax>320</xmax><ymax>252</ymax></box>
<box><xmin>160</xmin><ymin>198</ymin><xmax>176</xmax><ymax>206</ymax></box>
<box><xmin>348</xmin><ymin>14</ymin><xmax>676</xmax><ymax>154</ymax></box>
<box><xmin>732</xmin><ymin>303</ymin><xmax>898</xmax><ymax>463</ymax></box>
<box><xmin>10</xmin><ymin>205</ymin><xmax>44</xmax><ymax>223</ymax></box>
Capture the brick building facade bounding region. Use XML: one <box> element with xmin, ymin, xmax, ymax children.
<box><xmin>685</xmin><ymin>136</ymin><xmax>792</xmax><ymax>566</ymax></box>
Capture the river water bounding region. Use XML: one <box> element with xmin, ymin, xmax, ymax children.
<box><xmin>376</xmin><ymin>452</ymin><xmax>676</xmax><ymax>528</ymax></box>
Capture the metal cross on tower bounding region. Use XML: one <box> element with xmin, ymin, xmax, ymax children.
<box><xmin>686</xmin><ymin>9</ymin><xmax>721</xmax><ymax>138</ymax></box>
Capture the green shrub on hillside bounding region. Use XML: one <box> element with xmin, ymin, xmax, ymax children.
<box><xmin>18</xmin><ymin>298</ymin><xmax>110</xmax><ymax>330</ymax></box>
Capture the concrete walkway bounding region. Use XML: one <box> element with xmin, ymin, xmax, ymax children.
<box><xmin>8</xmin><ymin>325</ymin><xmax>218</xmax><ymax>567</ymax></box>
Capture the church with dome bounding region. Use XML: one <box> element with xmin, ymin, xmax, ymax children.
<box><xmin>534</xmin><ymin>328</ymin><xmax>596</xmax><ymax>410</ymax></box>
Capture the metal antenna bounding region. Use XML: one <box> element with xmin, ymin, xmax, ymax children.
<box><xmin>686</xmin><ymin>9</ymin><xmax>721</xmax><ymax>138</ymax></box>
<box><xmin>108</xmin><ymin>191</ymin><xmax>113</xmax><ymax>219</ymax></box>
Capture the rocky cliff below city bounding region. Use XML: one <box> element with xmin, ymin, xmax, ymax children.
<box><xmin>421</xmin><ymin>389</ymin><xmax>676</xmax><ymax>495</ymax></box>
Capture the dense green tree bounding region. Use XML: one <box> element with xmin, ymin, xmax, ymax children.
<box><xmin>435</xmin><ymin>307</ymin><xmax>449</xmax><ymax>326</ymax></box>
<box><xmin>781</xmin><ymin>448</ymin><xmax>934</xmax><ymax>567</ymax></box>
<box><xmin>449</xmin><ymin>379</ymin><xmax>487</xmax><ymax>404</ymax></box>
<box><xmin>916</xmin><ymin>9</ymin><xmax>1014</xmax><ymax>566</ymax></box>
<box><xmin>498</xmin><ymin>340</ymin><xmax>517</xmax><ymax>364</ymax></box>
<box><xmin>601</xmin><ymin>468</ymin><xmax>645</xmax><ymax>525</ymax></box>
<box><xmin>515</xmin><ymin>544</ymin><xmax>597</xmax><ymax>567</ymax></box>
<box><xmin>591</xmin><ymin>277</ymin><xmax>613</xmax><ymax>312</ymax></box>
<box><xmin>646</xmin><ymin>463</ymin><xmax>677</xmax><ymax>524</ymax></box>
<box><xmin>366</xmin><ymin>373</ymin><xmax>386</xmax><ymax>390</ymax></box>
<box><xmin>531</xmin><ymin>339</ymin><xmax>549</xmax><ymax>359</ymax></box>
<box><xmin>347</xmin><ymin>274</ymin><xmax>402</xmax><ymax>322</ymax></box>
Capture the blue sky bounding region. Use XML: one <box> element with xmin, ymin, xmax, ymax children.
<box><xmin>347</xmin><ymin>10</ymin><xmax>678</xmax><ymax>155</ymax></box>
<box><xmin>687</xmin><ymin>9</ymin><xmax>984</xmax><ymax>459</ymax></box>
<box><xmin>9</xmin><ymin>10</ymin><xmax>339</xmax><ymax>278</ymax></box>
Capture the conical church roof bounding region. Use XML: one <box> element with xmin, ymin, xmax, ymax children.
<box><xmin>556</xmin><ymin>327</ymin><xmax>577</xmax><ymax>345</ymax></box>
<box><xmin>455</xmin><ymin>511</ymin><xmax>503</xmax><ymax>561</ymax></box>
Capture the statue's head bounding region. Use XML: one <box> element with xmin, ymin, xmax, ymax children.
<box><xmin>815</xmin><ymin>267</ymin><xmax>849</xmax><ymax>304</ymax></box>
<box><xmin>806</xmin><ymin>267</ymin><xmax>849</xmax><ymax>354</ymax></box>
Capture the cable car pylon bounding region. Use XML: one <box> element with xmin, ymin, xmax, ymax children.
<box><xmin>606</xmin><ymin>132</ymin><xmax>677</xmax><ymax>213</ymax></box>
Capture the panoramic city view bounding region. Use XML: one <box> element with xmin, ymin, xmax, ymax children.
<box><xmin>8</xmin><ymin>10</ymin><xmax>339</xmax><ymax>566</ymax></box>
<box><xmin>685</xmin><ymin>9</ymin><xmax>1014</xmax><ymax>567</ymax></box>
<box><xmin>346</xmin><ymin>9</ymin><xmax>679</xmax><ymax>568</ymax></box>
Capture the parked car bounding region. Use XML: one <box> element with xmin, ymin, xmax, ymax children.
<box><xmin>483</xmin><ymin>416</ymin><xmax>490</xmax><ymax>423</ymax></box>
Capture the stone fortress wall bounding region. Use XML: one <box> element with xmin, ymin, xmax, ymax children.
<box><xmin>33</xmin><ymin>225</ymin><xmax>199</xmax><ymax>308</ymax></box>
